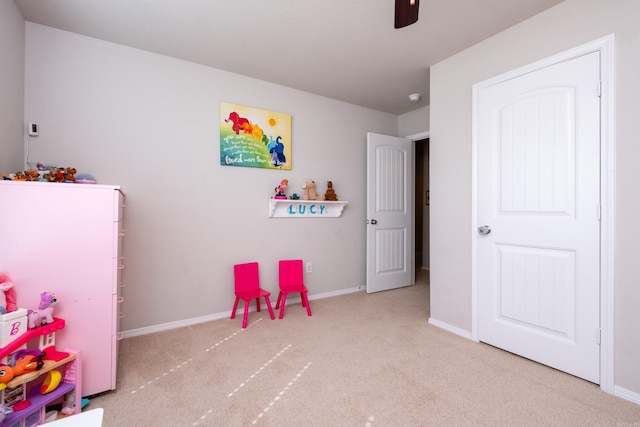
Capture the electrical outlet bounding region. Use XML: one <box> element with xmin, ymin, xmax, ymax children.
<box><xmin>28</xmin><ymin>122</ymin><xmax>39</xmax><ymax>136</ymax></box>
<box><xmin>305</xmin><ymin>262</ymin><xmax>312</xmax><ymax>273</ymax></box>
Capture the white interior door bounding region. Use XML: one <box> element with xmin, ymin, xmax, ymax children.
<box><xmin>366</xmin><ymin>132</ymin><xmax>413</xmax><ymax>293</ymax></box>
<box><xmin>476</xmin><ymin>52</ymin><xmax>601</xmax><ymax>383</ymax></box>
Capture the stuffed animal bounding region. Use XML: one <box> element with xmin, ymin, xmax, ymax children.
<box><xmin>64</xmin><ymin>167</ymin><xmax>77</xmax><ymax>182</ymax></box>
<box><xmin>0</xmin><ymin>273</ymin><xmax>17</xmax><ymax>314</ymax></box>
<box><xmin>0</xmin><ymin>350</ymin><xmax>46</xmax><ymax>389</ymax></box>
<box><xmin>324</xmin><ymin>181</ymin><xmax>338</xmax><ymax>201</ymax></box>
<box><xmin>28</xmin><ymin>292</ymin><xmax>58</xmax><ymax>329</ymax></box>
<box><xmin>301</xmin><ymin>179</ymin><xmax>324</xmax><ymax>201</ymax></box>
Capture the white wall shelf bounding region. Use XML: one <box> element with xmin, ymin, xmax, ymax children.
<box><xmin>269</xmin><ymin>199</ymin><xmax>348</xmax><ymax>218</ymax></box>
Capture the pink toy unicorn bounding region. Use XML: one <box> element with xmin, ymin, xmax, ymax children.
<box><xmin>28</xmin><ymin>292</ymin><xmax>58</xmax><ymax>329</ymax></box>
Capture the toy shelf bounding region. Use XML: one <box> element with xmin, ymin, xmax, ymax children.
<box><xmin>5</xmin><ymin>354</ymin><xmax>75</xmax><ymax>389</ymax></box>
<box><xmin>1</xmin><ymin>382</ymin><xmax>75</xmax><ymax>427</ymax></box>
<box><xmin>0</xmin><ymin>318</ymin><xmax>81</xmax><ymax>427</ymax></box>
<box><xmin>0</xmin><ymin>318</ymin><xmax>65</xmax><ymax>359</ymax></box>
<box><xmin>268</xmin><ymin>199</ymin><xmax>348</xmax><ymax>218</ymax></box>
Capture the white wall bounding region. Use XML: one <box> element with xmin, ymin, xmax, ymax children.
<box><xmin>399</xmin><ymin>105</ymin><xmax>429</xmax><ymax>138</ymax></box>
<box><xmin>0</xmin><ymin>0</ymin><xmax>24</xmax><ymax>174</ymax></box>
<box><xmin>430</xmin><ymin>0</ymin><xmax>640</xmax><ymax>398</ymax></box>
<box><xmin>23</xmin><ymin>23</ymin><xmax>398</xmax><ymax>335</ymax></box>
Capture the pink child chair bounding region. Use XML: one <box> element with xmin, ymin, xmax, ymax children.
<box><xmin>231</xmin><ymin>262</ymin><xmax>275</xmax><ymax>328</ymax></box>
<box><xmin>275</xmin><ymin>259</ymin><xmax>312</xmax><ymax>319</ymax></box>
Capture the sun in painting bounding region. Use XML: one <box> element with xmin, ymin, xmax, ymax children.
<box><xmin>268</xmin><ymin>116</ymin><xmax>278</xmax><ymax>128</ymax></box>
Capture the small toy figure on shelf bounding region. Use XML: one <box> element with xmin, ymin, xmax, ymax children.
<box><xmin>324</xmin><ymin>181</ymin><xmax>338</xmax><ymax>201</ymax></box>
<box><xmin>290</xmin><ymin>193</ymin><xmax>300</xmax><ymax>200</ymax></box>
<box><xmin>301</xmin><ymin>179</ymin><xmax>324</xmax><ymax>201</ymax></box>
<box><xmin>274</xmin><ymin>179</ymin><xmax>289</xmax><ymax>199</ymax></box>
<box><xmin>28</xmin><ymin>291</ymin><xmax>58</xmax><ymax>329</ymax></box>
<box><xmin>61</xmin><ymin>390</ymin><xmax>77</xmax><ymax>415</ymax></box>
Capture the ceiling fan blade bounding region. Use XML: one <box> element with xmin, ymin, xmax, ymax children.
<box><xmin>394</xmin><ymin>0</ymin><xmax>419</xmax><ymax>29</ymax></box>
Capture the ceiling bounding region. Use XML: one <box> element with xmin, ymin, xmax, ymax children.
<box><xmin>14</xmin><ymin>0</ymin><xmax>564</xmax><ymax>115</ymax></box>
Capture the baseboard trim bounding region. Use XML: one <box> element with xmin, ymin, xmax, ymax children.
<box><xmin>428</xmin><ymin>317</ymin><xmax>472</xmax><ymax>340</ymax></box>
<box><xmin>428</xmin><ymin>319</ymin><xmax>640</xmax><ymax>404</ymax></box>
<box><xmin>614</xmin><ymin>385</ymin><xmax>640</xmax><ymax>405</ymax></box>
<box><xmin>122</xmin><ymin>286</ymin><xmax>364</xmax><ymax>339</ymax></box>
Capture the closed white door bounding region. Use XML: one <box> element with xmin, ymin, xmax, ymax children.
<box><xmin>476</xmin><ymin>52</ymin><xmax>601</xmax><ymax>383</ymax></box>
<box><xmin>366</xmin><ymin>132</ymin><xmax>413</xmax><ymax>293</ymax></box>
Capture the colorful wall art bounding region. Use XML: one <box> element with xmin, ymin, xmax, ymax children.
<box><xmin>220</xmin><ymin>102</ymin><xmax>292</xmax><ymax>170</ymax></box>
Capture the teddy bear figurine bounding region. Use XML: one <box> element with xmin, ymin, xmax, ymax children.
<box><xmin>324</xmin><ymin>181</ymin><xmax>338</xmax><ymax>201</ymax></box>
<box><xmin>301</xmin><ymin>179</ymin><xmax>324</xmax><ymax>201</ymax></box>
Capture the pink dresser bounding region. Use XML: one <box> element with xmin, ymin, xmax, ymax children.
<box><xmin>0</xmin><ymin>181</ymin><xmax>125</xmax><ymax>396</ymax></box>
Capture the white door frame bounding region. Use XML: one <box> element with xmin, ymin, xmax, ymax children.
<box><xmin>471</xmin><ymin>34</ymin><xmax>615</xmax><ymax>394</ymax></box>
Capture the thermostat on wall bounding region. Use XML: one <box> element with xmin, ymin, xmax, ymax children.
<box><xmin>28</xmin><ymin>122</ymin><xmax>39</xmax><ymax>136</ymax></box>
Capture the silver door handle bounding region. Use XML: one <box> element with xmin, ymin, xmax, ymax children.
<box><xmin>477</xmin><ymin>225</ymin><xmax>491</xmax><ymax>235</ymax></box>
<box><xmin>370</xmin><ymin>219</ymin><xmax>377</xmax><ymax>225</ymax></box>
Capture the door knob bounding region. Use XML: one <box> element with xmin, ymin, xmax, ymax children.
<box><xmin>370</xmin><ymin>219</ymin><xmax>378</xmax><ymax>225</ymax></box>
<box><xmin>477</xmin><ymin>225</ymin><xmax>491</xmax><ymax>235</ymax></box>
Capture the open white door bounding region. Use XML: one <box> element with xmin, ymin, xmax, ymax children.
<box><xmin>475</xmin><ymin>52</ymin><xmax>601</xmax><ymax>383</ymax></box>
<box><xmin>366</xmin><ymin>132</ymin><xmax>413</xmax><ymax>293</ymax></box>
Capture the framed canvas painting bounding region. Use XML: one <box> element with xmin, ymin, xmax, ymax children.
<box><xmin>220</xmin><ymin>102</ymin><xmax>292</xmax><ymax>170</ymax></box>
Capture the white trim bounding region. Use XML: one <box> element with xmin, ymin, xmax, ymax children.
<box><xmin>121</xmin><ymin>286</ymin><xmax>363</xmax><ymax>338</ymax></box>
<box><xmin>614</xmin><ymin>386</ymin><xmax>640</xmax><ymax>406</ymax></box>
<box><xmin>428</xmin><ymin>318</ymin><xmax>472</xmax><ymax>340</ymax></box>
<box><xmin>406</xmin><ymin>131</ymin><xmax>430</xmax><ymax>141</ymax></box>
<box><xmin>471</xmin><ymin>34</ymin><xmax>615</xmax><ymax>393</ymax></box>
<box><xmin>597</xmin><ymin>34</ymin><xmax>616</xmax><ymax>396</ymax></box>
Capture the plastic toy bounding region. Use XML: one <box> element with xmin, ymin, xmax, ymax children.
<box><xmin>0</xmin><ymin>273</ymin><xmax>17</xmax><ymax>314</ymax></box>
<box><xmin>0</xmin><ymin>349</ymin><xmax>46</xmax><ymax>389</ymax></box>
<box><xmin>28</xmin><ymin>292</ymin><xmax>58</xmax><ymax>329</ymax></box>
<box><xmin>301</xmin><ymin>179</ymin><xmax>324</xmax><ymax>201</ymax></box>
<box><xmin>0</xmin><ymin>405</ymin><xmax>12</xmax><ymax>422</ymax></box>
<box><xmin>40</xmin><ymin>369</ymin><xmax>62</xmax><ymax>394</ymax></box>
<box><xmin>61</xmin><ymin>390</ymin><xmax>78</xmax><ymax>415</ymax></box>
<box><xmin>324</xmin><ymin>181</ymin><xmax>338</xmax><ymax>201</ymax></box>
<box><xmin>274</xmin><ymin>179</ymin><xmax>289</xmax><ymax>199</ymax></box>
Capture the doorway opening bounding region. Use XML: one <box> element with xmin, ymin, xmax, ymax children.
<box><xmin>414</xmin><ymin>137</ymin><xmax>429</xmax><ymax>271</ymax></box>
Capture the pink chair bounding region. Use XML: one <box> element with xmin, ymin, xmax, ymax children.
<box><xmin>275</xmin><ymin>259</ymin><xmax>312</xmax><ymax>319</ymax></box>
<box><xmin>231</xmin><ymin>262</ymin><xmax>275</xmax><ymax>328</ymax></box>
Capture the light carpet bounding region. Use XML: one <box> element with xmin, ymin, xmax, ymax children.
<box><xmin>89</xmin><ymin>271</ymin><xmax>640</xmax><ymax>426</ymax></box>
